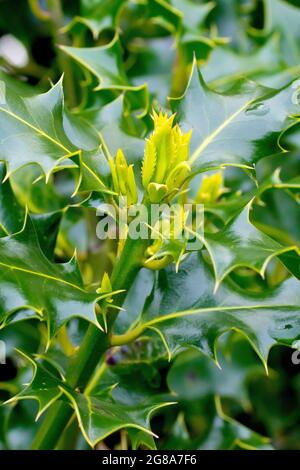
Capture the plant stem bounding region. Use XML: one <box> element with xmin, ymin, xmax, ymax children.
<box><xmin>31</xmin><ymin>235</ymin><xmax>149</xmax><ymax>449</ymax></box>
<box><xmin>110</xmin><ymin>323</ymin><xmax>145</xmax><ymax>346</ymax></box>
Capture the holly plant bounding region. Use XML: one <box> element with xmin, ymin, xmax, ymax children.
<box><xmin>0</xmin><ymin>0</ymin><xmax>300</xmax><ymax>451</ymax></box>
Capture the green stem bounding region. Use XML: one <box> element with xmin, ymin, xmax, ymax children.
<box><xmin>31</xmin><ymin>235</ymin><xmax>149</xmax><ymax>450</ymax></box>
<box><xmin>110</xmin><ymin>323</ymin><xmax>145</xmax><ymax>346</ymax></box>
<box><xmin>47</xmin><ymin>0</ymin><xmax>77</xmax><ymax>108</ymax></box>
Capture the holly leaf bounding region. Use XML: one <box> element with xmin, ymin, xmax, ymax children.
<box><xmin>170</xmin><ymin>61</ymin><xmax>300</xmax><ymax>173</ymax></box>
<box><xmin>167</xmin><ymin>337</ymin><xmax>264</xmax><ymax>407</ymax></box>
<box><xmin>197</xmin><ymin>399</ymin><xmax>272</xmax><ymax>450</ymax></box>
<box><xmin>0</xmin><ymin>165</ymin><xmax>124</xmax><ymax>338</ymax></box>
<box><xmin>201</xmin><ymin>203</ymin><xmax>299</xmax><ymax>289</ymax></box>
<box><xmin>0</xmin><ymin>213</ymin><xmax>100</xmax><ymax>338</ymax></box>
<box><xmin>202</xmin><ymin>35</ymin><xmax>283</xmax><ymax>91</ymax></box>
<box><xmin>65</xmin><ymin>0</ymin><xmax>128</xmax><ymax>39</ymax></box>
<box><xmin>60</xmin><ymin>33</ymin><xmax>148</xmax><ymax>95</ymax></box>
<box><xmin>0</xmin><ymin>163</ymin><xmax>24</xmax><ymax>236</ymax></box>
<box><xmin>170</xmin><ymin>0</ymin><xmax>219</xmax><ymax>62</ymax></box>
<box><xmin>171</xmin><ymin>0</ymin><xmax>215</xmax><ymax>33</ymax></box>
<box><xmin>83</xmin><ymin>353</ymin><xmax>173</xmax><ymax>449</ymax></box>
<box><xmin>5</xmin><ymin>350</ymin><xmax>64</xmax><ymax>419</ymax></box>
<box><xmin>264</xmin><ymin>0</ymin><xmax>300</xmax><ymax>66</ymax></box>
<box><xmin>79</xmin><ymin>94</ymin><xmax>145</xmax><ymax>162</ymax></box>
<box><xmin>135</xmin><ymin>253</ymin><xmax>300</xmax><ymax>368</ymax></box>
<box><xmin>128</xmin><ymin>38</ymin><xmax>176</xmax><ymax>104</ymax></box>
<box><xmin>61</xmin><ymin>386</ymin><xmax>174</xmax><ymax>448</ymax></box>
<box><xmin>0</xmin><ymin>77</ymin><xmax>99</xmax><ymax>177</ymax></box>
<box><xmin>5</xmin><ymin>350</ymin><xmax>171</xmax><ymax>449</ymax></box>
<box><xmin>163</xmin><ymin>401</ymin><xmax>271</xmax><ymax>450</ymax></box>
<box><xmin>0</xmin><ymin>162</ymin><xmax>62</xmax><ymax>259</ymax></box>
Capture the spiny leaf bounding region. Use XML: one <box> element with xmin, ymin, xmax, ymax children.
<box><xmin>171</xmin><ymin>0</ymin><xmax>215</xmax><ymax>33</ymax></box>
<box><xmin>5</xmin><ymin>351</ymin><xmax>172</xmax><ymax>448</ymax></box>
<box><xmin>60</xmin><ymin>34</ymin><xmax>148</xmax><ymax>98</ymax></box>
<box><xmin>163</xmin><ymin>399</ymin><xmax>272</xmax><ymax>450</ymax></box>
<box><xmin>264</xmin><ymin>0</ymin><xmax>300</xmax><ymax>66</ymax></box>
<box><xmin>61</xmin><ymin>386</ymin><xmax>174</xmax><ymax>448</ymax></box>
<box><xmin>167</xmin><ymin>339</ymin><xmax>264</xmax><ymax>407</ymax></box>
<box><xmin>5</xmin><ymin>350</ymin><xmax>64</xmax><ymax>420</ymax></box>
<box><xmin>170</xmin><ymin>60</ymin><xmax>300</xmax><ymax>173</ymax></box>
<box><xmin>0</xmin><ymin>214</ymin><xmax>100</xmax><ymax>339</ymax></box>
<box><xmin>197</xmin><ymin>399</ymin><xmax>272</xmax><ymax>450</ymax></box>
<box><xmin>202</xmin><ymin>34</ymin><xmax>283</xmax><ymax>91</ymax></box>
<box><xmin>0</xmin><ymin>163</ymin><xmax>61</xmax><ymax>259</ymax></box>
<box><xmin>64</xmin><ymin>0</ymin><xmax>128</xmax><ymax>40</ymax></box>
<box><xmin>71</xmin><ymin>149</ymin><xmax>114</xmax><ymax>196</ymax></box>
<box><xmin>79</xmin><ymin>94</ymin><xmax>145</xmax><ymax>161</ymax></box>
<box><xmin>0</xmin><ymin>77</ymin><xmax>99</xmax><ymax>177</ymax></box>
<box><xmin>136</xmin><ymin>253</ymin><xmax>300</xmax><ymax>368</ymax></box>
<box><xmin>201</xmin><ymin>203</ymin><xmax>299</xmax><ymax>290</ymax></box>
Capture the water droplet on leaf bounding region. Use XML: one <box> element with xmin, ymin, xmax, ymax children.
<box><xmin>245</xmin><ymin>102</ymin><xmax>269</xmax><ymax>116</ymax></box>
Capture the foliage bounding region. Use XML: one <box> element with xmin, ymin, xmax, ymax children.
<box><xmin>0</xmin><ymin>0</ymin><xmax>300</xmax><ymax>451</ymax></box>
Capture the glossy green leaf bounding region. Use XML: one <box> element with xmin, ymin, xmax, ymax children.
<box><xmin>0</xmin><ymin>214</ymin><xmax>100</xmax><ymax>338</ymax></box>
<box><xmin>65</xmin><ymin>0</ymin><xmax>128</xmax><ymax>39</ymax></box>
<box><xmin>5</xmin><ymin>351</ymin><xmax>172</xmax><ymax>448</ymax></box>
<box><xmin>264</xmin><ymin>0</ymin><xmax>300</xmax><ymax>66</ymax></box>
<box><xmin>171</xmin><ymin>61</ymin><xmax>300</xmax><ymax>173</ymax></box>
<box><xmin>164</xmin><ymin>400</ymin><xmax>271</xmax><ymax>450</ymax></box>
<box><xmin>0</xmin><ymin>163</ymin><xmax>62</xmax><ymax>259</ymax></box>
<box><xmin>61</xmin><ymin>386</ymin><xmax>174</xmax><ymax>448</ymax></box>
<box><xmin>167</xmin><ymin>338</ymin><xmax>264</xmax><ymax>406</ymax></box>
<box><xmin>5</xmin><ymin>351</ymin><xmax>64</xmax><ymax>419</ymax></box>
<box><xmin>0</xmin><ymin>78</ymin><xmax>73</xmax><ymax>176</ymax></box>
<box><xmin>78</xmin><ymin>94</ymin><xmax>145</xmax><ymax>162</ymax></box>
<box><xmin>0</xmin><ymin>163</ymin><xmax>24</xmax><ymax>236</ymax></box>
<box><xmin>202</xmin><ymin>203</ymin><xmax>298</xmax><ymax>288</ymax></box>
<box><xmin>0</xmin><ymin>77</ymin><xmax>99</xmax><ymax>176</ymax></box>
<box><xmin>202</xmin><ymin>35</ymin><xmax>283</xmax><ymax>91</ymax></box>
<box><xmin>60</xmin><ymin>34</ymin><xmax>148</xmax><ymax>94</ymax></box>
<box><xmin>61</xmin><ymin>386</ymin><xmax>171</xmax><ymax>447</ymax></box>
<box><xmin>197</xmin><ymin>401</ymin><xmax>272</xmax><ymax>450</ymax></box>
<box><xmin>137</xmin><ymin>253</ymin><xmax>300</xmax><ymax>366</ymax></box>
<box><xmin>1</xmin><ymin>0</ymin><xmax>300</xmax><ymax>451</ymax></box>
<box><xmin>171</xmin><ymin>0</ymin><xmax>215</xmax><ymax>33</ymax></box>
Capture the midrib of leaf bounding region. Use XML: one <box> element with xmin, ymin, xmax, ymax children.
<box><xmin>82</xmin><ymin>160</ymin><xmax>107</xmax><ymax>188</ymax></box>
<box><xmin>189</xmin><ymin>100</ymin><xmax>252</xmax><ymax>164</ymax></box>
<box><xmin>0</xmin><ymin>223</ymin><xmax>9</xmax><ymax>237</ymax></box>
<box><xmin>0</xmin><ymin>107</ymin><xmax>71</xmax><ymax>154</ymax></box>
<box><xmin>0</xmin><ymin>259</ymin><xmax>85</xmax><ymax>292</ymax></box>
<box><xmin>144</xmin><ymin>303</ymin><xmax>296</xmax><ymax>327</ymax></box>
